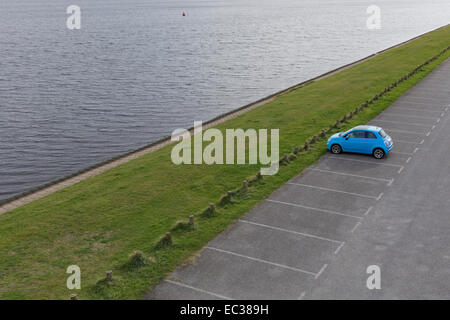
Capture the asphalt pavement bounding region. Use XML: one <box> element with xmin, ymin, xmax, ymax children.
<box><xmin>146</xmin><ymin>59</ymin><xmax>450</xmax><ymax>300</ymax></box>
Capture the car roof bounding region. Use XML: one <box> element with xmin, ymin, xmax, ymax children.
<box><xmin>351</xmin><ymin>125</ymin><xmax>382</xmax><ymax>132</ymax></box>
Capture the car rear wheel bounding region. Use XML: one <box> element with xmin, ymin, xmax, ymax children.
<box><xmin>331</xmin><ymin>144</ymin><xmax>342</xmax><ymax>154</ymax></box>
<box><xmin>373</xmin><ymin>148</ymin><xmax>385</xmax><ymax>159</ymax></box>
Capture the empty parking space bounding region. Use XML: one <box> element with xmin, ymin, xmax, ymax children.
<box><xmin>390</xmin><ymin>141</ymin><xmax>419</xmax><ymax>154</ymax></box>
<box><xmin>165</xmin><ymin>248</ymin><xmax>315</xmax><ymax>299</ymax></box>
<box><xmin>208</xmin><ymin>221</ymin><xmax>339</xmax><ymax>272</ymax></box>
<box><xmin>271</xmin><ymin>183</ymin><xmax>375</xmax><ymax>217</ymax></box>
<box><xmin>383</xmin><ymin>130</ymin><xmax>425</xmax><ymax>143</ymax></box>
<box><xmin>401</xmin><ymin>97</ymin><xmax>448</xmax><ymax>105</ymax></box>
<box><xmin>314</xmin><ymin>156</ymin><xmax>400</xmax><ymax>180</ymax></box>
<box><xmin>337</xmin><ymin>152</ymin><xmax>410</xmax><ymax>165</ymax></box>
<box><xmin>388</xmin><ymin>106</ymin><xmax>445</xmax><ymax>115</ymax></box>
<box><xmin>393</xmin><ymin>101</ymin><xmax>446</xmax><ymax>111</ymax></box>
<box><xmin>244</xmin><ymin>200</ymin><xmax>360</xmax><ymax>241</ymax></box>
<box><xmin>377</xmin><ymin>112</ymin><xmax>439</xmax><ymax>124</ymax></box>
<box><xmin>370</xmin><ymin>120</ymin><xmax>431</xmax><ymax>134</ymax></box>
<box><xmin>144</xmin><ymin>280</ymin><xmax>226</xmax><ymax>300</ymax></box>
<box><xmin>291</xmin><ymin>168</ymin><xmax>387</xmax><ymax>198</ymax></box>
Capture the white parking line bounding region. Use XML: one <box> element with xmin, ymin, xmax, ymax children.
<box><xmin>395</xmin><ymin>139</ymin><xmax>421</xmax><ymax>144</ymax></box>
<box><xmin>334</xmin><ymin>242</ymin><xmax>345</xmax><ymax>255</ymax></box>
<box><xmin>165</xmin><ymin>280</ymin><xmax>233</xmax><ymax>300</ymax></box>
<box><xmin>391</xmin><ymin>151</ymin><xmax>413</xmax><ymax>156</ymax></box>
<box><xmin>371</xmin><ymin>119</ymin><xmax>433</xmax><ymax>128</ymax></box>
<box><xmin>382</xmin><ymin>113</ymin><xmax>439</xmax><ymax>120</ymax></box>
<box><xmin>351</xmin><ymin>221</ymin><xmax>362</xmax><ymax>233</ymax></box>
<box><xmin>266</xmin><ymin>199</ymin><xmax>362</xmax><ymax>219</ymax></box>
<box><xmin>426</xmin><ymin>132</ymin><xmax>431</xmax><ymax>136</ymax></box>
<box><xmin>286</xmin><ymin>182</ymin><xmax>379</xmax><ymax>200</ymax></box>
<box><xmin>307</xmin><ymin>168</ymin><xmax>393</xmax><ymax>184</ymax></box>
<box><xmin>441</xmin><ymin>112</ymin><xmax>446</xmax><ymax>117</ymax></box>
<box><xmin>406</xmin><ymin>156</ymin><xmax>412</xmax><ymax>163</ymax></box>
<box><xmin>206</xmin><ymin>246</ymin><xmax>317</xmax><ymax>277</ymax></box>
<box><xmin>239</xmin><ymin>219</ymin><xmax>342</xmax><ymax>244</ymax></box>
<box><xmin>403</xmin><ymin>97</ymin><xmax>448</xmax><ymax>103</ymax></box>
<box><xmin>436</xmin><ymin>118</ymin><xmax>441</xmax><ymax>123</ymax></box>
<box><xmin>364</xmin><ymin>206</ymin><xmax>373</xmax><ymax>216</ymax></box>
<box><xmin>376</xmin><ymin>193</ymin><xmax>384</xmax><ymax>201</ymax></box>
<box><xmin>402</xmin><ymin>96</ymin><xmax>445</xmax><ymax>103</ymax></box>
<box><xmin>298</xmin><ymin>291</ymin><xmax>306</xmax><ymax>300</ymax></box>
<box><xmin>398</xmin><ymin>167</ymin><xmax>404</xmax><ymax>174</ymax></box>
<box><xmin>328</xmin><ymin>156</ymin><xmax>404</xmax><ymax>168</ymax></box>
<box><xmin>390</xmin><ymin>107</ymin><xmax>443</xmax><ymax>113</ymax></box>
<box><xmin>315</xmin><ymin>264</ymin><xmax>328</xmax><ymax>279</ymax></box>
<box><xmin>413</xmin><ymin>147</ymin><xmax>419</xmax><ymax>154</ymax></box>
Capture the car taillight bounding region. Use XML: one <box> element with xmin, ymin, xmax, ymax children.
<box><xmin>385</xmin><ymin>141</ymin><xmax>389</xmax><ymax>147</ymax></box>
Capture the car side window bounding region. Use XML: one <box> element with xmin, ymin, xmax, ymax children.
<box><xmin>348</xmin><ymin>131</ymin><xmax>365</xmax><ymax>139</ymax></box>
<box><xmin>366</xmin><ymin>131</ymin><xmax>377</xmax><ymax>139</ymax></box>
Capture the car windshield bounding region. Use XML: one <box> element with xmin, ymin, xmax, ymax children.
<box><xmin>379</xmin><ymin>129</ymin><xmax>388</xmax><ymax>138</ymax></box>
<box><xmin>338</xmin><ymin>129</ymin><xmax>351</xmax><ymax>137</ymax></box>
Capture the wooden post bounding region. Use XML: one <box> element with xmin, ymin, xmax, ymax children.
<box><xmin>106</xmin><ymin>270</ymin><xmax>113</xmax><ymax>281</ymax></box>
<box><xmin>209</xmin><ymin>203</ymin><xmax>215</xmax><ymax>213</ymax></box>
<box><xmin>189</xmin><ymin>215</ymin><xmax>194</xmax><ymax>225</ymax></box>
<box><xmin>227</xmin><ymin>191</ymin><xmax>233</xmax><ymax>201</ymax></box>
<box><xmin>242</xmin><ymin>180</ymin><xmax>248</xmax><ymax>192</ymax></box>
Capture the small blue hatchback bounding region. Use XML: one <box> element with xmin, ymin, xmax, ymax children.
<box><xmin>327</xmin><ymin>125</ymin><xmax>393</xmax><ymax>159</ymax></box>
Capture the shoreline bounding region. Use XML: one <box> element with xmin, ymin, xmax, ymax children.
<box><xmin>0</xmin><ymin>23</ymin><xmax>449</xmax><ymax>216</ymax></box>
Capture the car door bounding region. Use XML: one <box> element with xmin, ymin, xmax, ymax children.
<box><xmin>343</xmin><ymin>130</ymin><xmax>366</xmax><ymax>153</ymax></box>
<box><xmin>365</xmin><ymin>131</ymin><xmax>379</xmax><ymax>154</ymax></box>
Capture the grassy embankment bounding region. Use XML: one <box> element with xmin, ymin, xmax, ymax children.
<box><xmin>0</xmin><ymin>26</ymin><xmax>449</xmax><ymax>299</ymax></box>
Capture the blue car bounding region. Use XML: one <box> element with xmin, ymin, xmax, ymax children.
<box><xmin>327</xmin><ymin>125</ymin><xmax>393</xmax><ymax>159</ymax></box>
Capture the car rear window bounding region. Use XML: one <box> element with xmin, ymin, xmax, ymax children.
<box><xmin>379</xmin><ymin>129</ymin><xmax>387</xmax><ymax>138</ymax></box>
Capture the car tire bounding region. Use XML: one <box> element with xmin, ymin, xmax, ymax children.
<box><xmin>373</xmin><ymin>148</ymin><xmax>385</xmax><ymax>159</ymax></box>
<box><xmin>331</xmin><ymin>144</ymin><xmax>342</xmax><ymax>154</ymax></box>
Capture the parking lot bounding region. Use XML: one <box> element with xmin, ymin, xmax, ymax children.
<box><xmin>146</xmin><ymin>59</ymin><xmax>450</xmax><ymax>300</ymax></box>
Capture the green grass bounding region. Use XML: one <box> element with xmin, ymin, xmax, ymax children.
<box><xmin>1</xmin><ymin>26</ymin><xmax>449</xmax><ymax>300</ymax></box>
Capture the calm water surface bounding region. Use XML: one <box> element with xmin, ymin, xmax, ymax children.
<box><xmin>1</xmin><ymin>0</ymin><xmax>449</xmax><ymax>200</ymax></box>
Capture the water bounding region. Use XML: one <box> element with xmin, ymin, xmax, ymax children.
<box><xmin>0</xmin><ymin>0</ymin><xmax>449</xmax><ymax>201</ymax></box>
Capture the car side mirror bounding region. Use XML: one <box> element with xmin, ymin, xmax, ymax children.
<box><xmin>344</xmin><ymin>135</ymin><xmax>349</xmax><ymax>140</ymax></box>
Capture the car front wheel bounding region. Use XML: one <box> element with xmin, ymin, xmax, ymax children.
<box><xmin>373</xmin><ymin>148</ymin><xmax>385</xmax><ymax>159</ymax></box>
<box><xmin>331</xmin><ymin>144</ymin><xmax>342</xmax><ymax>154</ymax></box>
